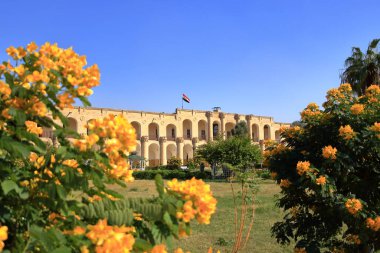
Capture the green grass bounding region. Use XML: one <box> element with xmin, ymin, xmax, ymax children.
<box><xmin>110</xmin><ymin>179</ymin><xmax>293</xmax><ymax>252</ymax></box>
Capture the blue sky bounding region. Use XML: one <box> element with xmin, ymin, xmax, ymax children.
<box><xmin>1</xmin><ymin>0</ymin><xmax>379</xmax><ymax>122</ymax></box>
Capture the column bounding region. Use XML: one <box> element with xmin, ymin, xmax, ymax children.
<box><xmin>246</xmin><ymin>115</ymin><xmax>252</xmax><ymax>140</ymax></box>
<box><xmin>259</xmin><ymin>140</ymin><xmax>265</xmax><ymax>152</ymax></box>
<box><xmin>206</xmin><ymin>111</ymin><xmax>213</xmax><ymax>141</ymax></box>
<box><xmin>259</xmin><ymin>123</ymin><xmax>265</xmax><ymax>141</ymax></box>
<box><xmin>234</xmin><ymin>114</ymin><xmax>240</xmax><ymax>124</ymax></box>
<box><xmin>192</xmin><ymin>137</ymin><xmax>199</xmax><ymax>154</ymax></box>
<box><xmin>141</xmin><ymin>136</ymin><xmax>149</xmax><ymax>161</ymax></box>
<box><xmin>219</xmin><ymin>112</ymin><xmax>225</xmax><ymax>140</ymax></box>
<box><xmin>159</xmin><ymin>137</ymin><xmax>167</xmax><ymax>165</ymax></box>
<box><xmin>176</xmin><ymin>137</ymin><xmax>184</xmax><ymax>163</ymax></box>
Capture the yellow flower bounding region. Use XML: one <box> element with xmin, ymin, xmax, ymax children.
<box><xmin>346</xmin><ymin>234</ymin><xmax>361</xmax><ymax>245</ymax></box>
<box><xmin>72</xmin><ymin>226</ymin><xmax>86</xmax><ymax>235</ymax></box>
<box><xmin>365</xmin><ymin>85</ymin><xmax>380</xmax><ymax>102</ymax></box>
<box><xmin>339</xmin><ymin>125</ymin><xmax>356</xmax><ymax>140</ymax></box>
<box><xmin>86</xmin><ymin>219</ymin><xmax>135</xmax><ymax>253</ymax></box>
<box><xmin>207</xmin><ymin>247</ymin><xmax>220</xmax><ymax>253</ymax></box>
<box><xmin>57</xmin><ymin>93</ymin><xmax>75</xmax><ymax>109</ymax></box>
<box><xmin>6</xmin><ymin>46</ymin><xmax>26</xmax><ymax>60</ymax></box>
<box><xmin>31</xmin><ymin>155</ymin><xmax>46</xmax><ymax>169</ymax></box>
<box><xmin>80</xmin><ymin>246</ymin><xmax>89</xmax><ymax>253</ymax></box>
<box><xmin>167</xmin><ymin>178</ymin><xmax>217</xmax><ymax>225</ymax></box>
<box><xmin>51</xmin><ymin>155</ymin><xmax>56</xmax><ymax>164</ymax></box>
<box><xmin>14</xmin><ymin>64</ymin><xmax>26</xmax><ymax>76</ymax></box>
<box><xmin>25</xmin><ymin>121</ymin><xmax>43</xmax><ymax>135</ymax></box>
<box><xmin>345</xmin><ymin>198</ymin><xmax>362</xmax><ymax>215</ymax></box>
<box><xmin>151</xmin><ymin>244</ymin><xmax>167</xmax><ymax>253</ymax></box>
<box><xmin>316</xmin><ymin>176</ymin><xmax>326</xmax><ymax>185</ymax></box>
<box><xmin>366</xmin><ymin>216</ymin><xmax>380</xmax><ymax>231</ymax></box>
<box><xmin>370</xmin><ymin>122</ymin><xmax>380</xmax><ymax>132</ymax></box>
<box><xmin>0</xmin><ymin>81</ymin><xmax>11</xmax><ymax>99</ymax></box>
<box><xmin>326</xmin><ymin>88</ymin><xmax>345</xmax><ymax>100</ymax></box>
<box><xmin>331</xmin><ymin>247</ymin><xmax>345</xmax><ymax>253</ymax></box>
<box><xmin>300</xmin><ymin>103</ymin><xmax>321</xmax><ymax>120</ymax></box>
<box><xmin>306</xmin><ymin>102</ymin><xmax>319</xmax><ymax>110</ymax></box>
<box><xmin>62</xmin><ymin>159</ymin><xmax>79</xmax><ymax>168</ymax></box>
<box><xmin>294</xmin><ymin>247</ymin><xmax>306</xmax><ymax>253</ymax></box>
<box><xmin>29</xmin><ymin>152</ymin><xmax>39</xmax><ymax>162</ymax></box>
<box><xmin>0</xmin><ymin>226</ymin><xmax>8</xmax><ymax>241</ymax></box>
<box><xmin>1</xmin><ymin>109</ymin><xmax>11</xmax><ymax>119</ymax></box>
<box><xmin>296</xmin><ymin>161</ymin><xmax>311</xmax><ymax>175</ymax></box>
<box><xmin>27</xmin><ymin>42</ymin><xmax>38</xmax><ymax>52</ymax></box>
<box><xmin>280</xmin><ymin>179</ymin><xmax>291</xmax><ymax>188</ymax></box>
<box><xmin>31</xmin><ymin>100</ymin><xmax>47</xmax><ymax>117</ymax></box>
<box><xmin>350</xmin><ymin>104</ymin><xmax>364</xmax><ymax>115</ymax></box>
<box><xmin>322</xmin><ymin>145</ymin><xmax>337</xmax><ymax>160</ymax></box>
<box><xmin>338</xmin><ymin>83</ymin><xmax>352</xmax><ymax>93</ymax></box>
<box><xmin>74</xmin><ymin>114</ymin><xmax>136</xmax><ymax>182</ymax></box>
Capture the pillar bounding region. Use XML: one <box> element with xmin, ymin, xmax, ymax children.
<box><xmin>234</xmin><ymin>114</ymin><xmax>240</xmax><ymax>124</ymax></box>
<box><xmin>246</xmin><ymin>115</ymin><xmax>252</xmax><ymax>140</ymax></box>
<box><xmin>192</xmin><ymin>137</ymin><xmax>199</xmax><ymax>154</ymax></box>
<box><xmin>206</xmin><ymin>111</ymin><xmax>213</xmax><ymax>141</ymax></box>
<box><xmin>259</xmin><ymin>140</ymin><xmax>265</xmax><ymax>152</ymax></box>
<box><xmin>219</xmin><ymin>112</ymin><xmax>225</xmax><ymax>140</ymax></box>
<box><xmin>176</xmin><ymin>137</ymin><xmax>184</xmax><ymax>163</ymax></box>
<box><xmin>141</xmin><ymin>136</ymin><xmax>149</xmax><ymax>161</ymax></box>
<box><xmin>159</xmin><ymin>137</ymin><xmax>167</xmax><ymax>165</ymax></box>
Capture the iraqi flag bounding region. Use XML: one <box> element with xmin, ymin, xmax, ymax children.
<box><xmin>182</xmin><ymin>93</ymin><xmax>190</xmax><ymax>103</ymax></box>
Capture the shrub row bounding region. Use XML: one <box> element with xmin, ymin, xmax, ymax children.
<box><xmin>133</xmin><ymin>170</ymin><xmax>212</xmax><ymax>180</ymax></box>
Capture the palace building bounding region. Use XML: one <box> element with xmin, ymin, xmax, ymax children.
<box><xmin>43</xmin><ymin>107</ymin><xmax>290</xmax><ymax>166</ymax></box>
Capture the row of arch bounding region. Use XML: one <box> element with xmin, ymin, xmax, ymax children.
<box><xmin>132</xmin><ymin>120</ymin><xmax>280</xmax><ymax>141</ymax></box>
<box><xmin>133</xmin><ymin>142</ymin><xmax>194</xmax><ymax>166</ymax></box>
<box><xmin>53</xmin><ymin>117</ymin><xmax>281</xmax><ymax>142</ymax></box>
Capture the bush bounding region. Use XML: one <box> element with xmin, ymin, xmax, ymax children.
<box><xmin>266</xmin><ymin>83</ymin><xmax>380</xmax><ymax>252</ymax></box>
<box><xmin>166</xmin><ymin>156</ymin><xmax>182</xmax><ymax>170</ymax></box>
<box><xmin>133</xmin><ymin>170</ymin><xmax>212</xmax><ymax>180</ymax></box>
<box><xmin>0</xmin><ymin>42</ymin><xmax>217</xmax><ymax>253</ymax></box>
<box><xmin>255</xmin><ymin>169</ymin><xmax>271</xmax><ymax>179</ymax></box>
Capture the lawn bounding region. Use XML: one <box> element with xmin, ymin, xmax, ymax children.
<box><xmin>110</xmin><ymin>178</ymin><xmax>293</xmax><ymax>253</ymax></box>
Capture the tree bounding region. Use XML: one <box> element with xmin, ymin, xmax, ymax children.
<box><xmin>0</xmin><ymin>42</ymin><xmax>217</xmax><ymax>253</ymax></box>
<box><xmin>266</xmin><ymin>83</ymin><xmax>380</xmax><ymax>252</ymax></box>
<box><xmin>197</xmin><ymin>136</ymin><xmax>261</xmax><ymax>170</ymax></box>
<box><xmin>197</xmin><ymin>135</ymin><xmax>261</xmax><ymax>253</ymax></box>
<box><xmin>341</xmin><ymin>38</ymin><xmax>380</xmax><ymax>95</ymax></box>
<box><xmin>233</xmin><ymin>121</ymin><xmax>249</xmax><ymax>137</ymax></box>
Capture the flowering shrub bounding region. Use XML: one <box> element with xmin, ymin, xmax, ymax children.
<box><xmin>266</xmin><ymin>83</ymin><xmax>380</xmax><ymax>252</ymax></box>
<box><xmin>0</xmin><ymin>43</ymin><xmax>216</xmax><ymax>252</ymax></box>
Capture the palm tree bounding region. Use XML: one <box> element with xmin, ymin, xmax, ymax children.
<box><xmin>341</xmin><ymin>38</ymin><xmax>380</xmax><ymax>95</ymax></box>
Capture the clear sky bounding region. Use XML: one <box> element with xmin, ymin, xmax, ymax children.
<box><xmin>1</xmin><ymin>0</ymin><xmax>379</xmax><ymax>123</ymax></box>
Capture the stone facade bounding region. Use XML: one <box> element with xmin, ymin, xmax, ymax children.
<box><xmin>45</xmin><ymin>107</ymin><xmax>289</xmax><ymax>166</ymax></box>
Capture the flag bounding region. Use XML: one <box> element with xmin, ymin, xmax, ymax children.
<box><xmin>182</xmin><ymin>93</ymin><xmax>190</xmax><ymax>103</ymax></box>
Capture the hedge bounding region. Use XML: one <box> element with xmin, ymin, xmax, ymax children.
<box><xmin>133</xmin><ymin>170</ymin><xmax>212</xmax><ymax>180</ymax></box>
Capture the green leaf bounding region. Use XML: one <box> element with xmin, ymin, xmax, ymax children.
<box><xmin>19</xmin><ymin>192</ymin><xmax>29</xmax><ymax>199</ymax></box>
<box><xmin>51</xmin><ymin>246</ymin><xmax>71</xmax><ymax>253</ymax></box>
<box><xmin>133</xmin><ymin>238</ymin><xmax>151</xmax><ymax>251</ymax></box>
<box><xmin>4</xmin><ymin>72</ymin><xmax>14</xmax><ymax>86</ymax></box>
<box><xmin>56</xmin><ymin>146</ymin><xmax>67</xmax><ymax>156</ymax></box>
<box><xmin>155</xmin><ymin>174</ymin><xmax>164</xmax><ymax>197</ymax></box>
<box><xmin>163</xmin><ymin>212</ymin><xmax>173</xmax><ymax>228</ymax></box>
<box><xmin>78</xmin><ymin>96</ymin><xmax>91</xmax><ymax>107</ymax></box>
<box><xmin>1</xmin><ymin>180</ymin><xmax>20</xmax><ymax>195</ymax></box>
<box><xmin>0</xmin><ymin>136</ymin><xmax>32</xmax><ymax>158</ymax></box>
<box><xmin>56</xmin><ymin>185</ymin><xmax>67</xmax><ymax>200</ymax></box>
